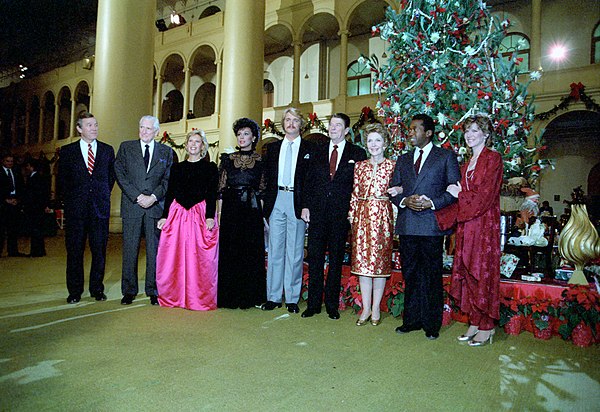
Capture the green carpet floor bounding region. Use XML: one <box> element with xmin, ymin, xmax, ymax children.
<box><xmin>1</xmin><ymin>234</ymin><xmax>598</xmax><ymax>411</ymax></box>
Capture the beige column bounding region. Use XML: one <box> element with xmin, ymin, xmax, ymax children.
<box><xmin>69</xmin><ymin>98</ymin><xmax>77</xmax><ymax>137</ymax></box>
<box><xmin>291</xmin><ymin>40</ymin><xmax>302</xmax><ymax>106</ymax></box>
<box><xmin>24</xmin><ymin>108</ymin><xmax>30</xmax><ymax>145</ymax></box>
<box><xmin>93</xmin><ymin>0</ymin><xmax>155</xmax><ymax>230</ymax></box>
<box><xmin>219</xmin><ymin>0</ymin><xmax>265</xmax><ymax>151</ymax></box>
<box><xmin>531</xmin><ymin>0</ymin><xmax>542</xmax><ymax>71</ymax></box>
<box><xmin>38</xmin><ymin>106</ymin><xmax>44</xmax><ymax>142</ymax></box>
<box><xmin>214</xmin><ymin>58</ymin><xmax>222</xmax><ymax>114</ymax></box>
<box><xmin>53</xmin><ymin>97</ymin><xmax>60</xmax><ymax>140</ymax></box>
<box><xmin>336</xmin><ymin>29</ymin><xmax>349</xmax><ymax>111</ymax></box>
<box><xmin>183</xmin><ymin>67</ymin><xmax>191</xmax><ymax>119</ymax></box>
<box><xmin>155</xmin><ymin>75</ymin><xmax>164</xmax><ymax>120</ymax></box>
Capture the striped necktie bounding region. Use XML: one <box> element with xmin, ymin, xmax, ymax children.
<box><xmin>87</xmin><ymin>144</ymin><xmax>95</xmax><ymax>175</ymax></box>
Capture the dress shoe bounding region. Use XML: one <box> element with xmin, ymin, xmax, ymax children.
<box><xmin>356</xmin><ymin>316</ymin><xmax>370</xmax><ymax>326</ymax></box>
<box><xmin>286</xmin><ymin>303</ymin><xmax>300</xmax><ymax>313</ymax></box>
<box><xmin>425</xmin><ymin>331</ymin><xmax>440</xmax><ymax>340</ymax></box>
<box><xmin>457</xmin><ymin>331</ymin><xmax>478</xmax><ymax>342</ymax></box>
<box><xmin>121</xmin><ymin>294</ymin><xmax>135</xmax><ymax>305</ymax></box>
<box><xmin>91</xmin><ymin>292</ymin><xmax>107</xmax><ymax>301</ymax></box>
<box><xmin>149</xmin><ymin>295</ymin><xmax>159</xmax><ymax>305</ymax></box>
<box><xmin>371</xmin><ymin>318</ymin><xmax>381</xmax><ymax>326</ymax></box>
<box><xmin>260</xmin><ymin>301</ymin><xmax>282</xmax><ymax>311</ymax></box>
<box><xmin>327</xmin><ymin>309</ymin><xmax>340</xmax><ymax>320</ymax></box>
<box><xmin>395</xmin><ymin>324</ymin><xmax>421</xmax><ymax>334</ymax></box>
<box><xmin>301</xmin><ymin>308</ymin><xmax>321</xmax><ymax>318</ymax></box>
<box><xmin>468</xmin><ymin>329</ymin><xmax>495</xmax><ymax>347</ymax></box>
<box><xmin>66</xmin><ymin>294</ymin><xmax>81</xmax><ymax>304</ymax></box>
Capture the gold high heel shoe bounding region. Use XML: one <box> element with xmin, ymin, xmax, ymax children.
<box><xmin>370</xmin><ymin>318</ymin><xmax>381</xmax><ymax>326</ymax></box>
<box><xmin>356</xmin><ymin>316</ymin><xmax>371</xmax><ymax>326</ymax></box>
<box><xmin>468</xmin><ymin>329</ymin><xmax>495</xmax><ymax>347</ymax></box>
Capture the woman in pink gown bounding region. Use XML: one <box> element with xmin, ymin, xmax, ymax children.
<box><xmin>437</xmin><ymin>114</ymin><xmax>503</xmax><ymax>346</ymax></box>
<box><xmin>156</xmin><ymin>130</ymin><xmax>219</xmax><ymax>310</ymax></box>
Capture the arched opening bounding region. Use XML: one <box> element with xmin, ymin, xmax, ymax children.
<box><xmin>592</xmin><ymin>21</ymin><xmax>600</xmax><ymax>64</ymax></box>
<box><xmin>347</xmin><ymin>60</ymin><xmax>371</xmax><ymax>96</ymax></box>
<box><xmin>28</xmin><ymin>96</ymin><xmax>40</xmax><ymax>144</ymax></box>
<box><xmin>199</xmin><ymin>6</ymin><xmax>220</xmax><ymax>19</ymax></box>
<box><xmin>162</xmin><ymin>90</ymin><xmax>184</xmax><ymax>123</ymax></box>
<box><xmin>193</xmin><ymin>83</ymin><xmax>216</xmax><ymax>117</ymax></box>
<box><xmin>58</xmin><ymin>86</ymin><xmax>71</xmax><ymax>139</ymax></box>
<box><xmin>263</xmin><ymin>79</ymin><xmax>274</xmax><ymax>108</ymax></box>
<box><xmin>160</xmin><ymin>54</ymin><xmax>185</xmax><ymax>122</ymax></box>
<box><xmin>264</xmin><ymin>23</ymin><xmax>293</xmax><ymax>106</ymax></box>
<box><xmin>74</xmin><ymin>81</ymin><xmax>90</xmax><ymax>113</ymax></box>
<box><xmin>42</xmin><ymin>91</ymin><xmax>55</xmax><ymax>141</ymax></box>
<box><xmin>499</xmin><ymin>32</ymin><xmax>530</xmax><ymax>73</ymax></box>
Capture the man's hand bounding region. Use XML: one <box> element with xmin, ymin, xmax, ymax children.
<box><xmin>405</xmin><ymin>194</ymin><xmax>431</xmax><ymax>212</ymax></box>
<box><xmin>206</xmin><ymin>218</ymin><xmax>215</xmax><ymax>231</ymax></box>
<box><xmin>301</xmin><ymin>208</ymin><xmax>310</xmax><ymax>223</ymax></box>
<box><xmin>136</xmin><ymin>194</ymin><xmax>156</xmax><ymax>209</ymax></box>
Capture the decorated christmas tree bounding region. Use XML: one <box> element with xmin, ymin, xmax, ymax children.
<box><xmin>363</xmin><ymin>0</ymin><xmax>550</xmax><ymax>187</ymax></box>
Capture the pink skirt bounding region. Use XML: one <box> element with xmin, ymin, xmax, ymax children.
<box><xmin>156</xmin><ymin>200</ymin><xmax>219</xmax><ymax>310</ymax></box>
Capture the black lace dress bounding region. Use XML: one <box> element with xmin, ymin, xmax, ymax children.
<box><xmin>217</xmin><ymin>151</ymin><xmax>266</xmax><ymax>308</ymax></box>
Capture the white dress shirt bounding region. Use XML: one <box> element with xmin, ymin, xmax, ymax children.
<box><xmin>277</xmin><ymin>137</ymin><xmax>301</xmax><ymax>187</ymax></box>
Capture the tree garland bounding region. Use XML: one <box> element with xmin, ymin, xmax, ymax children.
<box><xmin>534</xmin><ymin>82</ymin><xmax>600</xmax><ymax>121</ymax></box>
<box><xmin>159</xmin><ymin>130</ymin><xmax>218</xmax><ymax>150</ymax></box>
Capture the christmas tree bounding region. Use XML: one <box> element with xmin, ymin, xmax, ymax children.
<box><xmin>363</xmin><ymin>0</ymin><xmax>550</xmax><ymax>187</ymax></box>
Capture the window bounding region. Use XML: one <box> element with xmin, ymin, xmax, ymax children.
<box><xmin>263</xmin><ymin>79</ymin><xmax>274</xmax><ymax>108</ymax></box>
<box><xmin>347</xmin><ymin>60</ymin><xmax>371</xmax><ymax>97</ymax></box>
<box><xmin>592</xmin><ymin>21</ymin><xmax>600</xmax><ymax>64</ymax></box>
<box><xmin>499</xmin><ymin>33</ymin><xmax>530</xmax><ymax>73</ymax></box>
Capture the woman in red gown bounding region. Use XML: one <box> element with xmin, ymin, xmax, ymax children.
<box><xmin>438</xmin><ymin>114</ymin><xmax>503</xmax><ymax>346</ymax></box>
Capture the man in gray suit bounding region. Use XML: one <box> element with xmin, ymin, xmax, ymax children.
<box><xmin>390</xmin><ymin>114</ymin><xmax>460</xmax><ymax>340</ymax></box>
<box><xmin>114</xmin><ymin>115</ymin><xmax>173</xmax><ymax>305</ymax></box>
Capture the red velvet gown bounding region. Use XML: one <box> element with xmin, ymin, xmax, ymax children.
<box><xmin>438</xmin><ymin>147</ymin><xmax>503</xmax><ymax>327</ymax></box>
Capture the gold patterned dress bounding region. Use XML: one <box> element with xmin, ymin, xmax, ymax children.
<box><xmin>349</xmin><ymin>158</ymin><xmax>395</xmax><ymax>277</ymax></box>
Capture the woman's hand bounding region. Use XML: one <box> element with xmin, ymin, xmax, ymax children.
<box><xmin>206</xmin><ymin>218</ymin><xmax>215</xmax><ymax>231</ymax></box>
<box><xmin>157</xmin><ymin>218</ymin><xmax>167</xmax><ymax>230</ymax></box>
<box><xmin>387</xmin><ymin>186</ymin><xmax>403</xmax><ymax>197</ymax></box>
<box><xmin>446</xmin><ymin>182</ymin><xmax>462</xmax><ymax>198</ymax></box>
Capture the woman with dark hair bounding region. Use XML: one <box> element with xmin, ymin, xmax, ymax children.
<box><xmin>156</xmin><ymin>129</ymin><xmax>219</xmax><ymax>310</ymax></box>
<box><xmin>437</xmin><ymin>114</ymin><xmax>503</xmax><ymax>346</ymax></box>
<box><xmin>217</xmin><ymin>118</ymin><xmax>267</xmax><ymax>309</ymax></box>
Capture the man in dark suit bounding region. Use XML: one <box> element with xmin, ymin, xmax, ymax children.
<box><xmin>261</xmin><ymin>108</ymin><xmax>313</xmax><ymax>314</ymax></box>
<box><xmin>22</xmin><ymin>158</ymin><xmax>51</xmax><ymax>257</ymax></box>
<box><xmin>0</xmin><ymin>153</ymin><xmax>25</xmax><ymax>257</ymax></box>
<box><xmin>390</xmin><ymin>114</ymin><xmax>460</xmax><ymax>340</ymax></box>
<box><xmin>300</xmin><ymin>113</ymin><xmax>367</xmax><ymax>320</ymax></box>
<box><xmin>58</xmin><ymin>111</ymin><xmax>116</xmax><ymax>303</ymax></box>
<box><xmin>114</xmin><ymin>115</ymin><xmax>173</xmax><ymax>306</ymax></box>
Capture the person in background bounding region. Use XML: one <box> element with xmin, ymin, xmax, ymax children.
<box><xmin>436</xmin><ymin>114</ymin><xmax>503</xmax><ymax>346</ymax></box>
<box><xmin>156</xmin><ymin>129</ymin><xmax>219</xmax><ymax>310</ymax></box>
<box><xmin>0</xmin><ymin>153</ymin><xmax>25</xmax><ymax>257</ymax></box>
<box><xmin>114</xmin><ymin>115</ymin><xmax>173</xmax><ymax>306</ymax></box>
<box><xmin>217</xmin><ymin>118</ymin><xmax>266</xmax><ymax>309</ymax></box>
<box><xmin>22</xmin><ymin>158</ymin><xmax>51</xmax><ymax>257</ymax></box>
<box><xmin>539</xmin><ymin>200</ymin><xmax>554</xmax><ymax>216</ymax></box>
<box><xmin>349</xmin><ymin>123</ymin><xmax>399</xmax><ymax>326</ymax></box>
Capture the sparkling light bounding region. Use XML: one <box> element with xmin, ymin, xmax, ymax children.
<box><xmin>548</xmin><ymin>43</ymin><xmax>567</xmax><ymax>61</ymax></box>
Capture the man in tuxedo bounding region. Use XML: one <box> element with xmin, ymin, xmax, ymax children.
<box><xmin>390</xmin><ymin>114</ymin><xmax>460</xmax><ymax>340</ymax></box>
<box><xmin>114</xmin><ymin>115</ymin><xmax>173</xmax><ymax>306</ymax></box>
<box><xmin>300</xmin><ymin>113</ymin><xmax>367</xmax><ymax>320</ymax></box>
<box><xmin>0</xmin><ymin>153</ymin><xmax>25</xmax><ymax>257</ymax></box>
<box><xmin>261</xmin><ymin>108</ymin><xmax>313</xmax><ymax>314</ymax></box>
<box><xmin>22</xmin><ymin>159</ymin><xmax>51</xmax><ymax>257</ymax></box>
<box><xmin>58</xmin><ymin>111</ymin><xmax>116</xmax><ymax>303</ymax></box>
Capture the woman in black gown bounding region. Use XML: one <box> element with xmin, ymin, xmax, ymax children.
<box><xmin>217</xmin><ymin>118</ymin><xmax>266</xmax><ymax>309</ymax></box>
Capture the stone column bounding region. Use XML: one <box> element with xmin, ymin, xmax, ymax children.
<box><xmin>155</xmin><ymin>75</ymin><xmax>163</xmax><ymax>120</ymax></box>
<box><xmin>183</xmin><ymin>67</ymin><xmax>191</xmax><ymax>119</ymax></box>
<box><xmin>92</xmin><ymin>0</ymin><xmax>155</xmax><ymax>230</ymax></box>
<box><xmin>219</xmin><ymin>0</ymin><xmax>265</xmax><ymax>151</ymax></box>
<box><xmin>531</xmin><ymin>0</ymin><xmax>542</xmax><ymax>71</ymax></box>
<box><xmin>336</xmin><ymin>29</ymin><xmax>350</xmax><ymax>112</ymax></box>
<box><xmin>53</xmin><ymin>97</ymin><xmax>60</xmax><ymax>140</ymax></box>
<box><xmin>214</xmin><ymin>58</ymin><xmax>222</xmax><ymax>114</ymax></box>
<box><xmin>38</xmin><ymin>106</ymin><xmax>44</xmax><ymax>142</ymax></box>
<box><xmin>291</xmin><ymin>40</ymin><xmax>302</xmax><ymax>106</ymax></box>
<box><xmin>24</xmin><ymin>107</ymin><xmax>30</xmax><ymax>145</ymax></box>
<box><xmin>69</xmin><ymin>98</ymin><xmax>77</xmax><ymax>137</ymax></box>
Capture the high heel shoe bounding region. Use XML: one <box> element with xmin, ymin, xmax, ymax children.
<box><xmin>370</xmin><ymin>318</ymin><xmax>381</xmax><ymax>326</ymax></box>
<box><xmin>356</xmin><ymin>316</ymin><xmax>370</xmax><ymax>326</ymax></box>
<box><xmin>457</xmin><ymin>330</ymin><xmax>478</xmax><ymax>342</ymax></box>
<box><xmin>468</xmin><ymin>329</ymin><xmax>495</xmax><ymax>347</ymax></box>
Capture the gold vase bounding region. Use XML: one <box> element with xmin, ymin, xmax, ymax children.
<box><xmin>558</xmin><ymin>204</ymin><xmax>600</xmax><ymax>285</ymax></box>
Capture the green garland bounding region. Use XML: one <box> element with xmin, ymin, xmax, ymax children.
<box><xmin>535</xmin><ymin>82</ymin><xmax>600</xmax><ymax>121</ymax></box>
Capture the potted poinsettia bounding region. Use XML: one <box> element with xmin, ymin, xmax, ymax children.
<box><xmin>559</xmin><ymin>285</ymin><xmax>600</xmax><ymax>347</ymax></box>
<box><xmin>385</xmin><ymin>281</ymin><xmax>405</xmax><ymax>318</ymax></box>
<box><xmin>500</xmin><ymin>295</ymin><xmax>522</xmax><ymax>335</ymax></box>
<box><xmin>528</xmin><ymin>297</ymin><xmax>560</xmax><ymax>340</ymax></box>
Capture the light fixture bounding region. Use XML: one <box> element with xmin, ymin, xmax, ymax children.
<box><xmin>170</xmin><ymin>11</ymin><xmax>186</xmax><ymax>26</ymax></box>
<box><xmin>304</xmin><ymin>73</ymin><xmax>309</xmax><ymax>79</ymax></box>
<box><xmin>548</xmin><ymin>43</ymin><xmax>567</xmax><ymax>62</ymax></box>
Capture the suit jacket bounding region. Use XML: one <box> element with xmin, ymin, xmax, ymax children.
<box><xmin>57</xmin><ymin>140</ymin><xmax>116</xmax><ymax>220</ymax></box>
<box><xmin>302</xmin><ymin>141</ymin><xmax>367</xmax><ymax>222</ymax></box>
<box><xmin>114</xmin><ymin>140</ymin><xmax>173</xmax><ymax>219</ymax></box>
<box><xmin>262</xmin><ymin>138</ymin><xmax>314</xmax><ymax>219</ymax></box>
<box><xmin>390</xmin><ymin>145</ymin><xmax>460</xmax><ymax>236</ymax></box>
<box><xmin>0</xmin><ymin>166</ymin><xmax>23</xmax><ymax>201</ymax></box>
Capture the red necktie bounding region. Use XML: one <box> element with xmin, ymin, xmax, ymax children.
<box><xmin>87</xmin><ymin>144</ymin><xmax>95</xmax><ymax>175</ymax></box>
<box><xmin>414</xmin><ymin>149</ymin><xmax>423</xmax><ymax>175</ymax></box>
<box><xmin>329</xmin><ymin>145</ymin><xmax>338</xmax><ymax>180</ymax></box>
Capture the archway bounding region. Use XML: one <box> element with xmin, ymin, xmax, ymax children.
<box><xmin>160</xmin><ymin>54</ymin><xmax>185</xmax><ymax>122</ymax></box>
<box><xmin>28</xmin><ymin>96</ymin><xmax>40</xmax><ymax>144</ymax></box>
<box><xmin>193</xmin><ymin>83</ymin><xmax>216</xmax><ymax>117</ymax></box>
<box><xmin>58</xmin><ymin>86</ymin><xmax>71</xmax><ymax>139</ymax></box>
<box><xmin>162</xmin><ymin>90</ymin><xmax>184</xmax><ymax>123</ymax></box>
<box><xmin>42</xmin><ymin>91</ymin><xmax>55</xmax><ymax>141</ymax></box>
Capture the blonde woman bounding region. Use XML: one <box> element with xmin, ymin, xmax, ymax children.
<box><xmin>156</xmin><ymin>129</ymin><xmax>219</xmax><ymax>310</ymax></box>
